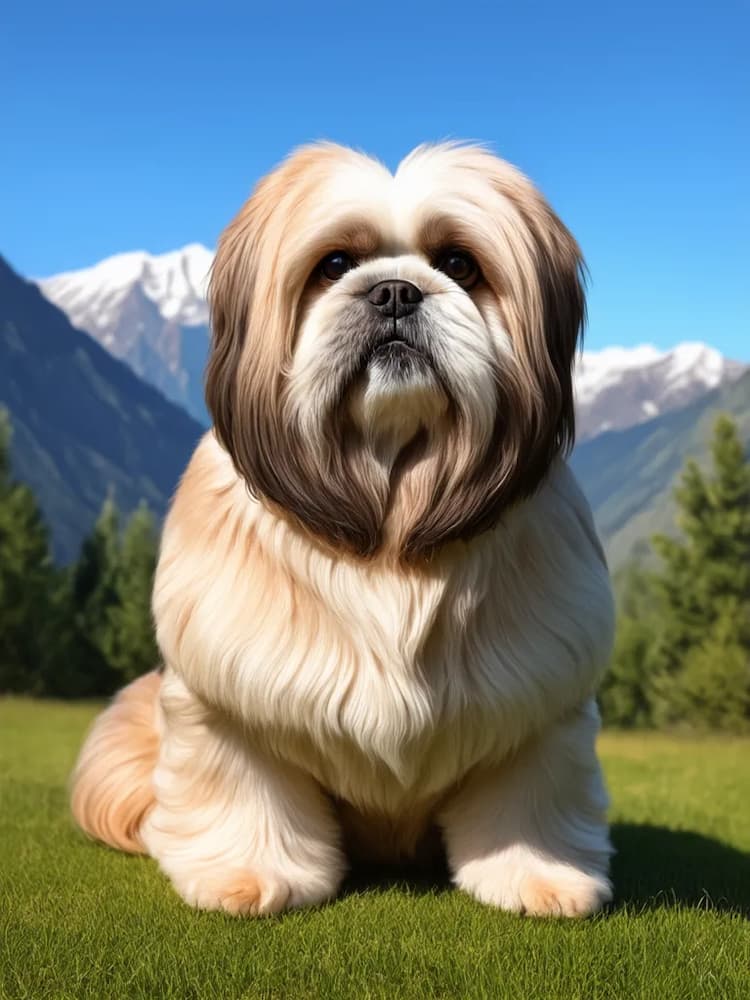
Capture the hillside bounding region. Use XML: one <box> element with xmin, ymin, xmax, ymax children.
<box><xmin>572</xmin><ymin>369</ymin><xmax>750</xmax><ymax>568</ymax></box>
<box><xmin>0</xmin><ymin>256</ymin><xmax>203</xmax><ymax>561</ymax></box>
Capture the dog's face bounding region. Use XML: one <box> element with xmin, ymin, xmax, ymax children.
<box><xmin>207</xmin><ymin>143</ymin><xmax>585</xmax><ymax>560</ymax></box>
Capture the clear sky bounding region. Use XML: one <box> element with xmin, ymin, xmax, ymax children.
<box><xmin>2</xmin><ymin>1</ymin><xmax>748</xmax><ymax>356</ymax></box>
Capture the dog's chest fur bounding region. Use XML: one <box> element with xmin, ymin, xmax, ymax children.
<box><xmin>154</xmin><ymin>435</ymin><xmax>613</xmax><ymax>821</ymax></box>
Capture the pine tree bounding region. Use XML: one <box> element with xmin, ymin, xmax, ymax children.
<box><xmin>599</xmin><ymin>565</ymin><xmax>658</xmax><ymax>727</ymax></box>
<box><xmin>616</xmin><ymin>414</ymin><xmax>750</xmax><ymax>730</ymax></box>
<box><xmin>108</xmin><ymin>503</ymin><xmax>159</xmax><ymax>683</ymax></box>
<box><xmin>704</xmin><ymin>415</ymin><xmax>750</xmax><ymax>599</ymax></box>
<box><xmin>0</xmin><ymin>409</ymin><xmax>59</xmax><ymax>693</ymax></box>
<box><xmin>672</xmin><ymin>597</ymin><xmax>750</xmax><ymax>731</ymax></box>
<box><xmin>66</xmin><ymin>496</ymin><xmax>123</xmax><ymax>695</ymax></box>
<box><xmin>64</xmin><ymin>496</ymin><xmax>161</xmax><ymax>694</ymax></box>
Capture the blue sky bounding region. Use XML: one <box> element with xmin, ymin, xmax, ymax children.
<box><xmin>2</xmin><ymin>1</ymin><xmax>748</xmax><ymax>356</ymax></box>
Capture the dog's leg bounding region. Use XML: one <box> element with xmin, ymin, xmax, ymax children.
<box><xmin>141</xmin><ymin>669</ymin><xmax>346</xmax><ymax>916</ymax></box>
<box><xmin>440</xmin><ymin>699</ymin><xmax>612</xmax><ymax>918</ymax></box>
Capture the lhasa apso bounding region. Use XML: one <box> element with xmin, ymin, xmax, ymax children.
<box><xmin>71</xmin><ymin>143</ymin><xmax>615</xmax><ymax>917</ymax></box>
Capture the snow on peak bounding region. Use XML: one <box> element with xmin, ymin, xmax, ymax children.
<box><xmin>666</xmin><ymin>341</ymin><xmax>726</xmax><ymax>386</ymax></box>
<box><xmin>38</xmin><ymin>244</ymin><xmax>214</xmax><ymax>331</ymax></box>
<box><xmin>574</xmin><ymin>341</ymin><xmax>745</xmax><ymax>441</ymax></box>
<box><xmin>575</xmin><ymin>341</ymin><xmax>731</xmax><ymax>404</ymax></box>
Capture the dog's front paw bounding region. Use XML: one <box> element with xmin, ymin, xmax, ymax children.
<box><xmin>515</xmin><ymin>867</ymin><xmax>611</xmax><ymax>917</ymax></box>
<box><xmin>176</xmin><ymin>867</ymin><xmax>338</xmax><ymax>916</ymax></box>
<box><xmin>456</xmin><ymin>854</ymin><xmax>611</xmax><ymax>918</ymax></box>
<box><xmin>180</xmin><ymin>869</ymin><xmax>289</xmax><ymax>916</ymax></box>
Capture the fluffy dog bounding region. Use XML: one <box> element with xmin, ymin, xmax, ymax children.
<box><xmin>71</xmin><ymin>142</ymin><xmax>615</xmax><ymax>918</ymax></box>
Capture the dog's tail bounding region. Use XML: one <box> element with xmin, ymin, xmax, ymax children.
<box><xmin>70</xmin><ymin>670</ymin><xmax>161</xmax><ymax>853</ymax></box>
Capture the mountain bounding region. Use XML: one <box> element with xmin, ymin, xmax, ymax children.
<box><xmin>574</xmin><ymin>342</ymin><xmax>746</xmax><ymax>440</ymax></box>
<box><xmin>572</xmin><ymin>369</ymin><xmax>750</xmax><ymax>569</ymax></box>
<box><xmin>0</xmin><ymin>255</ymin><xmax>203</xmax><ymax>562</ymax></box>
<box><xmin>38</xmin><ymin>245</ymin><xmax>213</xmax><ymax>423</ymax></box>
<box><xmin>39</xmin><ymin>248</ymin><xmax>746</xmax><ymax>438</ymax></box>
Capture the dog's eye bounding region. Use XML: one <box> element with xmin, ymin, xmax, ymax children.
<box><xmin>320</xmin><ymin>251</ymin><xmax>356</xmax><ymax>281</ymax></box>
<box><xmin>435</xmin><ymin>249</ymin><xmax>480</xmax><ymax>290</ymax></box>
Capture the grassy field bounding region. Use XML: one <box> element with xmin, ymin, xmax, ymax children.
<box><xmin>1</xmin><ymin>700</ymin><xmax>748</xmax><ymax>1000</ymax></box>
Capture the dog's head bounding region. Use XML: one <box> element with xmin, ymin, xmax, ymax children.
<box><xmin>207</xmin><ymin>143</ymin><xmax>585</xmax><ymax>560</ymax></box>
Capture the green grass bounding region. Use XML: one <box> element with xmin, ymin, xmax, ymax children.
<box><xmin>1</xmin><ymin>700</ymin><xmax>748</xmax><ymax>1000</ymax></box>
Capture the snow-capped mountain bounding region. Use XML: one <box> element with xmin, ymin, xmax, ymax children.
<box><xmin>38</xmin><ymin>245</ymin><xmax>213</xmax><ymax>422</ymax></box>
<box><xmin>38</xmin><ymin>246</ymin><xmax>747</xmax><ymax>437</ymax></box>
<box><xmin>574</xmin><ymin>342</ymin><xmax>746</xmax><ymax>440</ymax></box>
<box><xmin>40</xmin><ymin>243</ymin><xmax>212</xmax><ymax>333</ymax></box>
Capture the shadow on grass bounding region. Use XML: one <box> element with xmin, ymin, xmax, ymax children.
<box><xmin>340</xmin><ymin>823</ymin><xmax>750</xmax><ymax>916</ymax></box>
<box><xmin>610</xmin><ymin>823</ymin><xmax>750</xmax><ymax>916</ymax></box>
<box><xmin>340</xmin><ymin>825</ymin><xmax>453</xmax><ymax>899</ymax></box>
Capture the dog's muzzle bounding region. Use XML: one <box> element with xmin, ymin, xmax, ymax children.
<box><xmin>360</xmin><ymin>279</ymin><xmax>431</xmax><ymax>380</ymax></box>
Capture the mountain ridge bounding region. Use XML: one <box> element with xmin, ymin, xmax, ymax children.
<box><xmin>571</xmin><ymin>369</ymin><xmax>750</xmax><ymax>567</ymax></box>
<box><xmin>0</xmin><ymin>255</ymin><xmax>203</xmax><ymax>561</ymax></box>
<box><xmin>574</xmin><ymin>340</ymin><xmax>745</xmax><ymax>440</ymax></box>
<box><xmin>38</xmin><ymin>245</ymin><xmax>213</xmax><ymax>422</ymax></box>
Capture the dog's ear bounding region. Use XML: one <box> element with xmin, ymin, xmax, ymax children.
<box><xmin>205</xmin><ymin>223</ymin><xmax>244</xmax><ymax>459</ymax></box>
<box><xmin>205</xmin><ymin>148</ymin><xmax>388</xmax><ymax>557</ymax></box>
<box><xmin>402</xmin><ymin>151</ymin><xmax>586</xmax><ymax>560</ymax></box>
<box><xmin>490</xmin><ymin>165</ymin><xmax>586</xmax><ymax>456</ymax></box>
<box><xmin>205</xmin><ymin>176</ymin><xmax>274</xmax><ymax>459</ymax></box>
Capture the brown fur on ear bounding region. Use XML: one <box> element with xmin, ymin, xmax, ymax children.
<box><xmin>205</xmin><ymin>146</ymin><xmax>389</xmax><ymax>557</ymax></box>
<box><xmin>494</xmin><ymin>169</ymin><xmax>586</xmax><ymax>457</ymax></box>
<box><xmin>402</xmin><ymin>157</ymin><xmax>585</xmax><ymax>560</ymax></box>
<box><xmin>70</xmin><ymin>671</ymin><xmax>161</xmax><ymax>852</ymax></box>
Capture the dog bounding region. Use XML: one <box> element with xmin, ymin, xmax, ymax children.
<box><xmin>71</xmin><ymin>142</ymin><xmax>615</xmax><ymax>918</ymax></box>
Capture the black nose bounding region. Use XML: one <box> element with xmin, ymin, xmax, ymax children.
<box><xmin>366</xmin><ymin>279</ymin><xmax>423</xmax><ymax>319</ymax></box>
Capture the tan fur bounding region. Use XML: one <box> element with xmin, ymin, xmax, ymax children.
<box><xmin>194</xmin><ymin>873</ymin><xmax>285</xmax><ymax>916</ymax></box>
<box><xmin>517</xmin><ymin>873</ymin><xmax>605</xmax><ymax>919</ymax></box>
<box><xmin>70</xmin><ymin>671</ymin><xmax>161</xmax><ymax>853</ymax></box>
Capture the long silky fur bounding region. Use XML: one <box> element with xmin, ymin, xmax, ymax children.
<box><xmin>70</xmin><ymin>143</ymin><xmax>616</xmax><ymax>919</ymax></box>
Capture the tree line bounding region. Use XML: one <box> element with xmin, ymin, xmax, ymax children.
<box><xmin>0</xmin><ymin>409</ymin><xmax>158</xmax><ymax>696</ymax></box>
<box><xmin>1</xmin><ymin>406</ymin><xmax>749</xmax><ymax>727</ymax></box>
